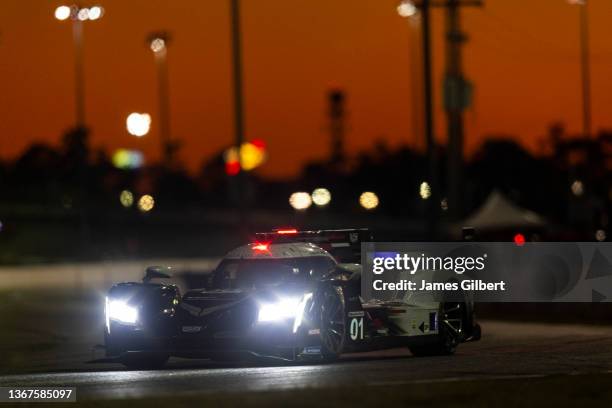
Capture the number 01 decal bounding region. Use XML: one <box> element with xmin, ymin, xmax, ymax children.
<box><xmin>350</xmin><ymin>317</ymin><xmax>364</xmax><ymax>340</ymax></box>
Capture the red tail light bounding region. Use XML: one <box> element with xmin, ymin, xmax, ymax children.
<box><xmin>253</xmin><ymin>243</ymin><xmax>269</xmax><ymax>251</ymax></box>
<box><xmin>513</xmin><ymin>233</ymin><xmax>525</xmax><ymax>246</ymax></box>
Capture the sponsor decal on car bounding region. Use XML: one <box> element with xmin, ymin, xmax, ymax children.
<box><xmin>302</xmin><ymin>346</ymin><xmax>321</xmax><ymax>355</ymax></box>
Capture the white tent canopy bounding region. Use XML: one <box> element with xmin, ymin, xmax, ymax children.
<box><xmin>462</xmin><ymin>190</ymin><xmax>545</xmax><ymax>230</ymax></box>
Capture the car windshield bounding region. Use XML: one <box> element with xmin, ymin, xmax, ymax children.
<box><xmin>210</xmin><ymin>256</ymin><xmax>335</xmax><ymax>290</ymax></box>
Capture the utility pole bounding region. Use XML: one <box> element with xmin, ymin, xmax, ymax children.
<box><xmin>578</xmin><ymin>0</ymin><xmax>591</xmax><ymax>138</ymax></box>
<box><xmin>440</xmin><ymin>0</ymin><xmax>481</xmax><ymax>219</ymax></box>
<box><xmin>148</xmin><ymin>32</ymin><xmax>173</xmax><ymax>165</ymax></box>
<box><xmin>398</xmin><ymin>0</ymin><xmax>438</xmax><ymax>237</ymax></box>
<box><xmin>229</xmin><ymin>0</ymin><xmax>248</xmax><ymax>233</ymax></box>
<box><xmin>399</xmin><ymin>0</ymin><xmax>480</xmax><ymax>231</ymax></box>
<box><xmin>156</xmin><ymin>38</ymin><xmax>172</xmax><ymax>165</ymax></box>
<box><xmin>54</xmin><ymin>4</ymin><xmax>106</xmax><ymax>259</ymax></box>
<box><xmin>421</xmin><ymin>0</ymin><xmax>438</xmax><ymax>237</ymax></box>
<box><xmin>230</xmin><ymin>0</ymin><xmax>245</xmax><ymax>158</ymax></box>
<box><xmin>55</xmin><ymin>5</ymin><xmax>106</xmax><ymax>130</ymax></box>
<box><xmin>328</xmin><ymin>89</ymin><xmax>346</xmax><ymax>166</ymax></box>
<box><xmin>73</xmin><ymin>18</ymin><xmax>85</xmax><ymax>129</ymax></box>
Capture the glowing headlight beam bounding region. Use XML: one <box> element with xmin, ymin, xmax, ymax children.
<box><xmin>105</xmin><ymin>298</ymin><xmax>138</xmax><ymax>329</ymax></box>
<box><xmin>257</xmin><ymin>296</ymin><xmax>302</xmax><ymax>323</ymax></box>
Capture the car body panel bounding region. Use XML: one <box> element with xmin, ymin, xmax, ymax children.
<box><xmin>102</xmin><ymin>230</ymin><xmax>479</xmax><ymax>363</ymax></box>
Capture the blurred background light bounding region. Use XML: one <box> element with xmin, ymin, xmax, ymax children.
<box><xmin>225</xmin><ymin>161</ymin><xmax>240</xmax><ymax>176</ymax></box>
<box><xmin>126</xmin><ymin>112</ymin><xmax>151</xmax><ymax>137</ymax></box>
<box><xmin>514</xmin><ymin>233</ymin><xmax>526</xmax><ymax>246</ymax></box>
<box><xmin>150</xmin><ymin>38</ymin><xmax>166</xmax><ymax>54</ymax></box>
<box><xmin>119</xmin><ymin>190</ymin><xmax>134</xmax><ymax>208</ymax></box>
<box><xmin>138</xmin><ymin>195</ymin><xmax>155</xmax><ymax>212</ymax></box>
<box><xmin>238</xmin><ymin>142</ymin><xmax>266</xmax><ymax>171</ymax></box>
<box><xmin>54</xmin><ymin>5</ymin><xmax>71</xmax><ymax>21</ymax></box>
<box><xmin>112</xmin><ymin>149</ymin><xmax>144</xmax><ymax>169</ymax></box>
<box><xmin>571</xmin><ymin>180</ymin><xmax>584</xmax><ymax>196</ymax></box>
<box><xmin>441</xmin><ymin>197</ymin><xmax>449</xmax><ymax>211</ymax></box>
<box><xmin>289</xmin><ymin>192</ymin><xmax>312</xmax><ymax>210</ymax></box>
<box><xmin>596</xmin><ymin>229</ymin><xmax>606</xmax><ymax>241</ymax></box>
<box><xmin>359</xmin><ymin>191</ymin><xmax>379</xmax><ymax>210</ymax></box>
<box><xmin>397</xmin><ymin>0</ymin><xmax>417</xmax><ymax>17</ymax></box>
<box><xmin>77</xmin><ymin>8</ymin><xmax>89</xmax><ymax>21</ymax></box>
<box><xmin>88</xmin><ymin>6</ymin><xmax>104</xmax><ymax>20</ymax></box>
<box><xmin>311</xmin><ymin>188</ymin><xmax>331</xmax><ymax>207</ymax></box>
<box><xmin>223</xmin><ymin>139</ymin><xmax>267</xmax><ymax>175</ymax></box>
<box><xmin>419</xmin><ymin>181</ymin><xmax>431</xmax><ymax>200</ymax></box>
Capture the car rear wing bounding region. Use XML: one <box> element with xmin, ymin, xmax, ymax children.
<box><xmin>254</xmin><ymin>228</ymin><xmax>373</xmax><ymax>263</ymax></box>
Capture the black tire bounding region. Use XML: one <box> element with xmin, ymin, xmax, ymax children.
<box><xmin>317</xmin><ymin>285</ymin><xmax>346</xmax><ymax>362</ymax></box>
<box><xmin>409</xmin><ymin>301</ymin><xmax>465</xmax><ymax>357</ymax></box>
<box><xmin>121</xmin><ymin>353</ymin><xmax>169</xmax><ymax>370</ymax></box>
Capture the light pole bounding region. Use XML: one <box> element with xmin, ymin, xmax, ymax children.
<box><xmin>398</xmin><ymin>0</ymin><xmax>438</xmax><ymax>237</ymax></box>
<box><xmin>54</xmin><ymin>5</ymin><xmax>104</xmax><ymax>129</ymax></box>
<box><xmin>230</xmin><ymin>0</ymin><xmax>245</xmax><ymax>172</ymax></box>
<box><xmin>569</xmin><ymin>0</ymin><xmax>592</xmax><ymax>138</ymax></box>
<box><xmin>229</xmin><ymin>0</ymin><xmax>248</xmax><ymax>233</ymax></box>
<box><xmin>398</xmin><ymin>0</ymin><xmax>480</xmax><ymax>221</ymax></box>
<box><xmin>147</xmin><ymin>32</ymin><xmax>173</xmax><ymax>165</ymax></box>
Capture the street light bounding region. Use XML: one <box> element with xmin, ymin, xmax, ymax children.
<box><xmin>54</xmin><ymin>4</ymin><xmax>105</xmax><ymax>129</ymax></box>
<box><xmin>229</xmin><ymin>0</ymin><xmax>248</xmax><ymax>231</ymax></box>
<box><xmin>88</xmin><ymin>6</ymin><xmax>104</xmax><ymax>20</ymax></box>
<box><xmin>571</xmin><ymin>179</ymin><xmax>584</xmax><ymax>197</ymax></box>
<box><xmin>54</xmin><ymin>5</ymin><xmax>71</xmax><ymax>20</ymax></box>
<box><xmin>359</xmin><ymin>192</ymin><xmax>379</xmax><ymax>210</ymax></box>
<box><xmin>119</xmin><ymin>190</ymin><xmax>134</xmax><ymax>208</ymax></box>
<box><xmin>223</xmin><ymin>139</ymin><xmax>267</xmax><ymax>175</ymax></box>
<box><xmin>147</xmin><ymin>31</ymin><xmax>173</xmax><ymax>165</ymax></box>
<box><xmin>289</xmin><ymin>192</ymin><xmax>312</xmax><ymax>211</ymax></box>
<box><xmin>311</xmin><ymin>188</ymin><xmax>332</xmax><ymax>207</ymax></box>
<box><xmin>126</xmin><ymin>112</ymin><xmax>151</xmax><ymax>137</ymax></box>
<box><xmin>397</xmin><ymin>0</ymin><xmax>418</xmax><ymax>17</ymax></box>
<box><xmin>397</xmin><ymin>0</ymin><xmax>439</xmax><ymax>236</ymax></box>
<box><xmin>138</xmin><ymin>195</ymin><xmax>155</xmax><ymax>212</ymax></box>
<box><xmin>419</xmin><ymin>181</ymin><xmax>431</xmax><ymax>200</ymax></box>
<box><xmin>150</xmin><ymin>38</ymin><xmax>166</xmax><ymax>54</ymax></box>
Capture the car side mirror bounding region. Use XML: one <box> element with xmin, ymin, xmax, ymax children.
<box><xmin>143</xmin><ymin>266</ymin><xmax>172</xmax><ymax>283</ymax></box>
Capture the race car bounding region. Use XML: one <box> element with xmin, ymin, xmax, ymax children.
<box><xmin>102</xmin><ymin>229</ymin><xmax>481</xmax><ymax>369</ymax></box>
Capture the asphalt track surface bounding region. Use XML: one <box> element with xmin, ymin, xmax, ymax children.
<box><xmin>1</xmin><ymin>320</ymin><xmax>612</xmax><ymax>400</ymax></box>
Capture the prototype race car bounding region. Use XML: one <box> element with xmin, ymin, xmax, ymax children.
<box><xmin>102</xmin><ymin>229</ymin><xmax>481</xmax><ymax>369</ymax></box>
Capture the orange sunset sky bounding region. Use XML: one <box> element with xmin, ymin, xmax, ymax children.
<box><xmin>1</xmin><ymin>0</ymin><xmax>612</xmax><ymax>179</ymax></box>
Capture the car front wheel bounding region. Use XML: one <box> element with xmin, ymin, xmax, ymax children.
<box><xmin>317</xmin><ymin>285</ymin><xmax>346</xmax><ymax>362</ymax></box>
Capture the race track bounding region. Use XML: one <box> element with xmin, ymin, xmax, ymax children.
<box><xmin>1</xmin><ymin>320</ymin><xmax>612</xmax><ymax>400</ymax></box>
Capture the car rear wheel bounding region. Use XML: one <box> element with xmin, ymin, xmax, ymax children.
<box><xmin>409</xmin><ymin>301</ymin><xmax>464</xmax><ymax>357</ymax></box>
<box><xmin>318</xmin><ymin>285</ymin><xmax>346</xmax><ymax>362</ymax></box>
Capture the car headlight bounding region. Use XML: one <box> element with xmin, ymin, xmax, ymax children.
<box><xmin>258</xmin><ymin>297</ymin><xmax>301</xmax><ymax>322</ymax></box>
<box><xmin>257</xmin><ymin>294</ymin><xmax>313</xmax><ymax>332</ymax></box>
<box><xmin>105</xmin><ymin>297</ymin><xmax>138</xmax><ymax>326</ymax></box>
